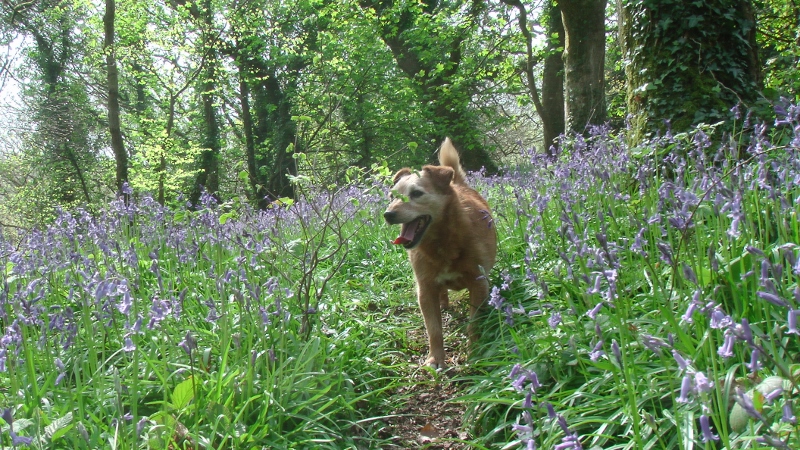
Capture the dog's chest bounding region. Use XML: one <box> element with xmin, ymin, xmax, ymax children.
<box><xmin>435</xmin><ymin>269</ymin><xmax>462</xmax><ymax>285</ymax></box>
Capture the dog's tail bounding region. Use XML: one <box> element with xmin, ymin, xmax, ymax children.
<box><xmin>439</xmin><ymin>137</ymin><xmax>467</xmax><ymax>185</ymax></box>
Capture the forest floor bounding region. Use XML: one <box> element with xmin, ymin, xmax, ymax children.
<box><xmin>378</xmin><ymin>301</ymin><xmax>476</xmax><ymax>449</ymax></box>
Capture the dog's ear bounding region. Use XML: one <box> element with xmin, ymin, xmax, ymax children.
<box><xmin>392</xmin><ymin>168</ymin><xmax>412</xmax><ymax>185</ymax></box>
<box><xmin>422</xmin><ymin>165</ymin><xmax>454</xmax><ymax>192</ymax></box>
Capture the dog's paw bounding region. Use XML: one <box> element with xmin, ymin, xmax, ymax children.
<box><xmin>424</xmin><ymin>356</ymin><xmax>445</xmax><ymax>371</ymax></box>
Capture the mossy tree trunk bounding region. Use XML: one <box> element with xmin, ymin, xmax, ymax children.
<box><xmin>619</xmin><ymin>0</ymin><xmax>760</xmax><ymax>144</ymax></box>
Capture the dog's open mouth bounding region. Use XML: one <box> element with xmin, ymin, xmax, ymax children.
<box><xmin>392</xmin><ymin>215</ymin><xmax>431</xmax><ymax>249</ymax></box>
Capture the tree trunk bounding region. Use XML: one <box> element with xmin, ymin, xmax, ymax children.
<box><xmin>189</xmin><ymin>0</ymin><xmax>221</xmax><ymax>207</ymax></box>
<box><xmin>237</xmin><ymin>64</ymin><xmax>261</xmax><ymax>205</ymax></box>
<box><xmin>619</xmin><ymin>0</ymin><xmax>760</xmax><ymax>144</ymax></box>
<box><xmin>104</xmin><ymin>0</ymin><xmax>128</xmax><ymax>195</ymax></box>
<box><xmin>542</xmin><ymin>0</ymin><xmax>565</xmax><ymax>154</ymax></box>
<box><xmin>560</xmin><ymin>0</ymin><xmax>607</xmax><ymax>135</ymax></box>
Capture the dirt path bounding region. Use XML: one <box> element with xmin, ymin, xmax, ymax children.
<box><xmin>378</xmin><ymin>306</ymin><xmax>476</xmax><ymax>449</ymax></box>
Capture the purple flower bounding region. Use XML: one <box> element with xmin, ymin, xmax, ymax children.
<box><xmin>55</xmin><ymin>358</ymin><xmax>66</xmax><ymax>386</ymax></box>
<box><xmin>677</xmin><ymin>374</ymin><xmax>692</xmax><ymax>403</ymax></box>
<box><xmin>734</xmin><ymin>387</ymin><xmax>765</xmax><ymax>422</ymax></box>
<box><xmin>523</xmin><ymin>391</ymin><xmax>533</xmax><ymax>408</ymax></box>
<box><xmin>554</xmin><ymin>432</ymin><xmax>583</xmax><ymax>450</ymax></box>
<box><xmin>757</xmin><ymin>290</ymin><xmax>789</xmax><ymax>308</ymax></box>
<box><xmin>699</xmin><ymin>414</ymin><xmax>719</xmax><ymax>442</ymax></box>
<box><xmin>694</xmin><ymin>371</ymin><xmax>713</xmax><ymax>393</ymax></box>
<box><xmin>136</xmin><ymin>416</ymin><xmax>148</xmax><ymax>437</ymax></box>
<box><xmin>747</xmin><ymin>348</ymin><xmax>762</xmax><ymax>373</ymax></box>
<box><xmin>1</xmin><ymin>408</ymin><xmax>33</xmax><ymax>446</ymax></box>
<box><xmin>641</xmin><ymin>334</ymin><xmax>668</xmax><ymax>353</ymax></box>
<box><xmin>717</xmin><ymin>331</ymin><xmax>735</xmax><ymax>359</ymax></box>
<box><xmin>548</xmin><ymin>312</ymin><xmax>562</xmax><ymax>329</ymax></box>
<box><xmin>611</xmin><ymin>340</ymin><xmax>622</xmax><ymax>366</ymax></box>
<box><xmin>656</xmin><ymin>242</ymin><xmax>674</xmax><ymax>266</ymax></box>
<box><xmin>763</xmin><ymin>387</ymin><xmax>783</xmax><ymax>403</ymax></box>
<box><xmin>122</xmin><ymin>337</ymin><xmax>136</xmax><ymax>352</ymax></box>
<box><xmin>512</xmin><ymin>423</ymin><xmax>533</xmax><ymax>434</ymax></box>
<box><xmin>709</xmin><ymin>308</ymin><xmax>731</xmax><ymax>329</ymax></box>
<box><xmin>681</xmin><ymin>263</ymin><xmax>698</xmax><ymax>285</ymax></box>
<box><xmin>178</xmin><ymin>331</ymin><xmax>197</xmax><ymax>356</ymax></box>
<box><xmin>586</xmin><ymin>302</ymin><xmax>603</xmax><ymax>320</ymax></box>
<box><xmin>589</xmin><ymin>340</ymin><xmax>605</xmax><ymax>362</ymax></box>
<box><xmin>681</xmin><ymin>302</ymin><xmax>698</xmax><ymax>323</ymax></box>
<box><xmin>544</xmin><ymin>402</ymin><xmax>557</xmax><ymax>419</ymax></box>
<box><xmin>672</xmin><ymin>350</ymin><xmax>690</xmax><ymax>371</ymax></box>
<box><xmin>512</xmin><ymin>374</ymin><xmax>528</xmax><ymax>392</ymax></box>
<box><xmin>736</xmin><ymin>318</ymin><xmax>754</xmax><ymax>345</ymax></box>
<box><xmin>509</xmin><ymin>364</ymin><xmax>523</xmax><ymax>380</ymax></box>
<box><xmin>489</xmin><ymin>286</ymin><xmax>505</xmax><ymax>309</ymax></box>
<box><xmin>788</xmin><ymin>310</ymin><xmax>800</xmax><ymax>334</ymax></box>
<box><xmin>510</xmin><ymin>365</ymin><xmax>541</xmax><ymax>393</ymax></box>
<box><xmin>782</xmin><ymin>401</ymin><xmax>796</xmax><ymax>424</ymax></box>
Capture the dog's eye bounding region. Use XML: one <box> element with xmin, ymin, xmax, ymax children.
<box><xmin>409</xmin><ymin>190</ymin><xmax>424</xmax><ymax>199</ymax></box>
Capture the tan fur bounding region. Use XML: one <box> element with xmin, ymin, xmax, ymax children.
<box><xmin>384</xmin><ymin>137</ymin><xmax>497</xmax><ymax>368</ymax></box>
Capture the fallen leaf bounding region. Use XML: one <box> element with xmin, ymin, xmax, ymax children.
<box><xmin>420</xmin><ymin>422</ymin><xmax>440</xmax><ymax>440</ymax></box>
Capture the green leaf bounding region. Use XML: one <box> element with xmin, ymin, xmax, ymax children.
<box><xmin>391</xmin><ymin>189</ymin><xmax>409</xmax><ymax>202</ymax></box>
<box><xmin>219</xmin><ymin>212</ymin><xmax>235</xmax><ymax>225</ymax></box>
<box><xmin>44</xmin><ymin>412</ymin><xmax>73</xmax><ymax>441</ymax></box>
<box><xmin>172</xmin><ymin>376</ymin><xmax>196</xmax><ymax>410</ymax></box>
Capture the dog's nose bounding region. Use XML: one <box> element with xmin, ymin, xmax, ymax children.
<box><xmin>383</xmin><ymin>211</ymin><xmax>397</xmax><ymax>224</ymax></box>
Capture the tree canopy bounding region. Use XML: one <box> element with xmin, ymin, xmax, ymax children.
<box><xmin>0</xmin><ymin>0</ymin><xmax>797</xmax><ymax>228</ymax></box>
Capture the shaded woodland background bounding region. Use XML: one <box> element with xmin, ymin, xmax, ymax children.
<box><xmin>0</xmin><ymin>0</ymin><xmax>797</xmax><ymax>229</ymax></box>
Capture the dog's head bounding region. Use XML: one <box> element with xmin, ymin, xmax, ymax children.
<box><xmin>383</xmin><ymin>165</ymin><xmax>454</xmax><ymax>249</ymax></box>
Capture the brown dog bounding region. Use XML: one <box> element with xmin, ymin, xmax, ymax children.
<box><xmin>384</xmin><ymin>138</ymin><xmax>497</xmax><ymax>368</ymax></box>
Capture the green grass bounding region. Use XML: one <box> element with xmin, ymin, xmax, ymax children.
<box><xmin>2</xmin><ymin>116</ymin><xmax>800</xmax><ymax>449</ymax></box>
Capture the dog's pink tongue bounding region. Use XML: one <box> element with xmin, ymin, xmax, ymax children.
<box><xmin>392</xmin><ymin>221</ymin><xmax>417</xmax><ymax>245</ymax></box>
<box><xmin>392</xmin><ymin>236</ymin><xmax>410</xmax><ymax>245</ymax></box>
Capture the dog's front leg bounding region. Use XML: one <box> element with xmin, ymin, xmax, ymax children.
<box><xmin>418</xmin><ymin>284</ymin><xmax>446</xmax><ymax>369</ymax></box>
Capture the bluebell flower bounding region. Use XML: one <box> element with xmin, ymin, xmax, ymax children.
<box><xmin>694</xmin><ymin>371</ymin><xmax>713</xmax><ymax>393</ymax></box>
<box><xmin>717</xmin><ymin>331</ymin><xmax>735</xmax><ymax>359</ymax></box>
<box><xmin>586</xmin><ymin>302</ymin><xmax>603</xmax><ymax>320</ymax></box>
<box><xmin>677</xmin><ymin>374</ymin><xmax>692</xmax><ymax>403</ymax></box>
<box><xmin>672</xmin><ymin>350</ymin><xmax>690</xmax><ymax>371</ymax></box>
<box><xmin>641</xmin><ymin>334</ymin><xmax>669</xmax><ymax>353</ymax></box>
<box><xmin>682</xmin><ymin>302</ymin><xmax>698</xmax><ymax>324</ymax></box>
<box><xmin>747</xmin><ymin>348</ymin><xmax>762</xmax><ymax>373</ymax></box>
<box><xmin>782</xmin><ymin>401</ymin><xmax>796</xmax><ymax>424</ymax></box>
<box><xmin>136</xmin><ymin>417</ymin><xmax>148</xmax><ymax>437</ymax></box>
<box><xmin>699</xmin><ymin>414</ymin><xmax>718</xmax><ymax>442</ymax></box>
<box><xmin>736</xmin><ymin>318</ymin><xmax>754</xmax><ymax>345</ymax></box>
<box><xmin>544</xmin><ymin>402</ymin><xmax>557</xmax><ymax>419</ymax></box>
<box><xmin>611</xmin><ymin>340</ymin><xmax>622</xmax><ymax>366</ymax></box>
<box><xmin>681</xmin><ymin>263</ymin><xmax>698</xmax><ymax>285</ymax></box>
<box><xmin>178</xmin><ymin>331</ymin><xmax>197</xmax><ymax>356</ymax></box>
<box><xmin>122</xmin><ymin>337</ymin><xmax>136</xmax><ymax>352</ymax></box>
<box><xmin>709</xmin><ymin>308</ymin><xmax>732</xmax><ymax>329</ymax></box>
<box><xmin>523</xmin><ymin>391</ymin><xmax>533</xmax><ymax>409</ymax></box>
<box><xmin>589</xmin><ymin>340</ymin><xmax>605</xmax><ymax>362</ymax></box>
<box><xmin>757</xmin><ymin>290</ymin><xmax>789</xmax><ymax>308</ymax></box>
<box><xmin>763</xmin><ymin>387</ymin><xmax>783</xmax><ymax>403</ymax></box>
<box><xmin>1</xmin><ymin>408</ymin><xmax>33</xmax><ymax>446</ymax></box>
<box><xmin>55</xmin><ymin>357</ymin><xmax>66</xmax><ymax>386</ymax></box>
<box><xmin>488</xmin><ymin>286</ymin><xmax>504</xmax><ymax>309</ymax></box>
<box><xmin>734</xmin><ymin>387</ymin><xmax>765</xmax><ymax>422</ymax></box>
<box><xmin>548</xmin><ymin>312</ymin><xmax>561</xmax><ymax>329</ymax></box>
<box><xmin>755</xmin><ymin>435</ymin><xmax>791</xmax><ymax>449</ymax></box>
